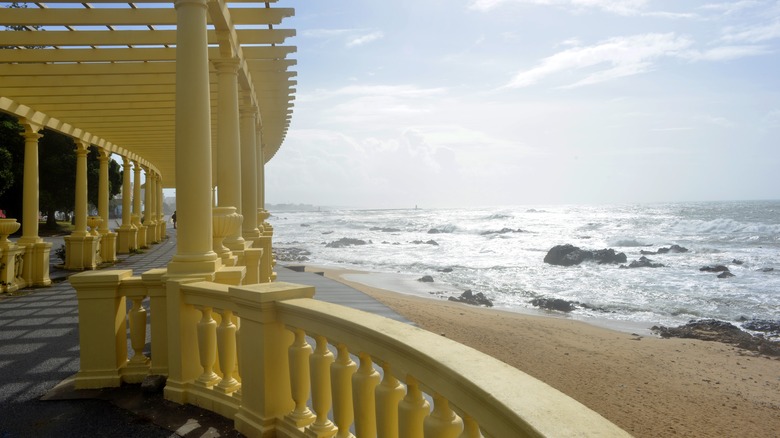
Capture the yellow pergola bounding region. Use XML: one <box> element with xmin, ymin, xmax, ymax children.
<box><xmin>0</xmin><ymin>0</ymin><xmax>296</xmax><ymax>281</ymax></box>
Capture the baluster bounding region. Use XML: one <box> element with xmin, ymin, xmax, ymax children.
<box><xmin>332</xmin><ymin>344</ymin><xmax>357</xmax><ymax>438</ymax></box>
<box><xmin>398</xmin><ymin>376</ymin><xmax>430</xmax><ymax>438</ymax></box>
<box><xmin>196</xmin><ymin>306</ymin><xmax>220</xmax><ymax>386</ymax></box>
<box><xmin>234</xmin><ymin>314</ymin><xmax>242</xmax><ymax>399</ymax></box>
<box><xmin>215</xmin><ymin>309</ymin><xmax>240</xmax><ymax>394</ymax></box>
<box><xmin>375</xmin><ymin>363</ymin><xmax>405</xmax><ymax>438</ymax></box>
<box><xmin>353</xmin><ymin>352</ymin><xmax>380</xmax><ymax>438</ymax></box>
<box><xmin>287</xmin><ymin>328</ymin><xmax>315</xmax><ymax>427</ymax></box>
<box><xmin>127</xmin><ymin>296</ymin><xmax>149</xmax><ymax>365</ymax></box>
<box><xmin>309</xmin><ymin>335</ymin><xmax>337</xmax><ymax>437</ymax></box>
<box><xmin>424</xmin><ymin>394</ymin><xmax>463</xmax><ymax>438</ymax></box>
<box><xmin>459</xmin><ymin>415</ymin><xmax>483</xmax><ymax>438</ymax></box>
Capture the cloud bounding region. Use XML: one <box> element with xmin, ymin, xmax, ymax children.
<box><xmin>700</xmin><ymin>1</ymin><xmax>761</xmax><ymax>16</ymax></box>
<box><xmin>346</xmin><ymin>31</ymin><xmax>384</xmax><ymax>48</ymax></box>
<box><xmin>720</xmin><ymin>19</ymin><xmax>780</xmax><ymax>43</ymax></box>
<box><xmin>301</xmin><ymin>28</ymin><xmax>385</xmax><ymax>49</ymax></box>
<box><xmin>469</xmin><ymin>0</ymin><xmax>648</xmax><ymax>16</ymax></box>
<box><xmin>505</xmin><ymin>33</ymin><xmax>694</xmax><ymax>88</ymax></box>
<box><xmin>687</xmin><ymin>44</ymin><xmax>771</xmax><ymax>61</ymax></box>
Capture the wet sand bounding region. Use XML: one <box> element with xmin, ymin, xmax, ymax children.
<box><xmin>308</xmin><ymin>265</ymin><xmax>780</xmax><ymax>438</ymax></box>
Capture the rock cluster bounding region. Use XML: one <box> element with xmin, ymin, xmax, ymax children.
<box><xmin>652</xmin><ymin>319</ymin><xmax>780</xmax><ymax>356</ymax></box>
<box><xmin>620</xmin><ymin>256</ymin><xmax>665</xmax><ymax>269</ymax></box>
<box><xmin>530</xmin><ymin>298</ymin><xmax>576</xmax><ymax>312</ymax></box>
<box><xmin>480</xmin><ymin>228</ymin><xmax>525</xmax><ymax>235</ymax></box>
<box><xmin>273</xmin><ymin>247</ymin><xmax>311</xmax><ymax>262</ymax></box>
<box><xmin>448</xmin><ymin>290</ymin><xmax>493</xmax><ymax>307</ymax></box>
<box><xmin>640</xmin><ymin>245</ymin><xmax>688</xmax><ymax>255</ymax></box>
<box><xmin>543</xmin><ymin>244</ymin><xmax>627</xmax><ymax>266</ymax></box>
<box><xmin>325</xmin><ymin>237</ymin><xmax>369</xmax><ymax>248</ymax></box>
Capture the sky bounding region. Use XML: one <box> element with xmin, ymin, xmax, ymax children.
<box><xmin>264</xmin><ymin>0</ymin><xmax>780</xmax><ymax>208</ymax></box>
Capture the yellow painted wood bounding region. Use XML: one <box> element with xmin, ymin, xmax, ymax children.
<box><xmin>352</xmin><ymin>353</ymin><xmax>381</xmax><ymax>438</ymax></box>
<box><xmin>424</xmin><ymin>395</ymin><xmax>464</xmax><ymax>438</ymax></box>
<box><xmin>287</xmin><ymin>328</ymin><xmax>316</xmax><ymax>427</ymax></box>
<box><xmin>308</xmin><ymin>335</ymin><xmax>337</xmax><ymax>438</ymax></box>
<box><xmin>331</xmin><ymin>344</ymin><xmax>357</xmax><ymax>438</ymax></box>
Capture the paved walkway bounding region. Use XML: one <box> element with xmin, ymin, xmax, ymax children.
<box><xmin>0</xmin><ymin>228</ymin><xmax>407</xmax><ymax>437</ymax></box>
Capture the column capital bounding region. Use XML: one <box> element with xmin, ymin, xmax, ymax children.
<box><xmin>75</xmin><ymin>140</ymin><xmax>89</xmax><ymax>154</ymax></box>
<box><xmin>18</xmin><ymin>118</ymin><xmax>43</xmax><ymax>136</ymax></box>
<box><xmin>174</xmin><ymin>0</ymin><xmax>208</xmax><ymax>10</ymax></box>
<box><xmin>213</xmin><ymin>58</ymin><xmax>241</xmax><ymax>74</ymax></box>
<box><xmin>98</xmin><ymin>148</ymin><xmax>112</xmax><ymax>161</ymax></box>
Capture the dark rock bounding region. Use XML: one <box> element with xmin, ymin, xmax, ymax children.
<box><xmin>410</xmin><ymin>240</ymin><xmax>439</xmax><ymax>246</ymax></box>
<box><xmin>273</xmin><ymin>247</ymin><xmax>311</xmax><ymax>262</ymax></box>
<box><xmin>544</xmin><ymin>244</ymin><xmax>626</xmax><ymax>266</ymax></box>
<box><xmin>641</xmin><ymin>244</ymin><xmax>689</xmax><ymax>255</ymax></box>
<box><xmin>732</xmin><ymin>259</ymin><xmax>744</xmax><ymax>265</ymax></box>
<box><xmin>428</xmin><ymin>228</ymin><xmax>442</xmax><ymax>234</ymax></box>
<box><xmin>699</xmin><ymin>265</ymin><xmax>730</xmax><ymax>273</ymax></box>
<box><xmin>652</xmin><ymin>319</ymin><xmax>780</xmax><ymax>356</ymax></box>
<box><xmin>418</xmin><ymin>275</ymin><xmax>434</xmax><ymax>283</ymax></box>
<box><xmin>620</xmin><ymin>256</ymin><xmax>665</xmax><ymax>269</ymax></box>
<box><xmin>592</xmin><ymin>248</ymin><xmax>627</xmax><ymax>264</ymax></box>
<box><xmin>437</xmin><ymin>267</ymin><xmax>453</xmax><ymax>273</ymax></box>
<box><xmin>480</xmin><ymin>228</ymin><xmax>525</xmax><ymax>235</ymax></box>
<box><xmin>448</xmin><ymin>289</ymin><xmax>493</xmax><ymax>307</ymax></box>
<box><xmin>300</xmin><ymin>224</ymin><xmax>310</xmax><ymax>227</ymax></box>
<box><xmin>758</xmin><ymin>267</ymin><xmax>774</xmax><ymax>272</ymax></box>
<box><xmin>741</xmin><ymin>319</ymin><xmax>780</xmax><ymax>336</ymax></box>
<box><xmin>321</xmin><ymin>231</ymin><xmax>334</xmax><ymax>235</ymax></box>
<box><xmin>326</xmin><ymin>237</ymin><xmax>368</xmax><ymax>248</ymax></box>
<box><xmin>370</xmin><ymin>227</ymin><xmax>401</xmax><ymax>232</ymax></box>
<box><xmin>530</xmin><ymin>298</ymin><xmax>577</xmax><ymax>312</ymax></box>
<box><xmin>543</xmin><ymin>244</ymin><xmax>591</xmax><ymax>266</ymax></box>
<box><xmin>141</xmin><ymin>375</ymin><xmax>167</xmax><ymax>394</ymax></box>
<box><xmin>717</xmin><ymin>270</ymin><xmax>735</xmax><ymax>278</ymax></box>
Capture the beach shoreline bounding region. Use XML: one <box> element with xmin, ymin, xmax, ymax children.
<box><xmin>292</xmin><ymin>263</ymin><xmax>780</xmax><ymax>438</ymax></box>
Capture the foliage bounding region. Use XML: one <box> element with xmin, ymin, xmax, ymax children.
<box><xmin>0</xmin><ymin>114</ymin><xmax>123</xmax><ymax>228</ymax></box>
<box><xmin>0</xmin><ymin>148</ymin><xmax>12</xmax><ymax>198</ymax></box>
<box><xmin>0</xmin><ymin>114</ymin><xmax>24</xmax><ymax>219</ymax></box>
<box><xmin>54</xmin><ymin>244</ymin><xmax>66</xmax><ymax>263</ymax></box>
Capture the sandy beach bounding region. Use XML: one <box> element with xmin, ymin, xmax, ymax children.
<box><xmin>305</xmin><ymin>265</ymin><xmax>780</xmax><ymax>438</ymax></box>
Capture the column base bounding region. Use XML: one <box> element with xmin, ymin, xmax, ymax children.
<box><xmin>64</xmin><ymin>234</ymin><xmax>101</xmax><ymax>271</ymax></box>
<box><xmin>0</xmin><ymin>244</ymin><xmax>28</xmax><ymax>293</ymax></box>
<box><xmin>18</xmin><ymin>240</ymin><xmax>52</xmax><ymax>287</ymax></box>
<box><xmin>136</xmin><ymin>224</ymin><xmax>149</xmax><ymax>249</ymax></box>
<box><xmin>166</xmin><ymin>253</ymin><xmax>222</xmax><ymax>279</ymax></box>
<box><xmin>99</xmin><ymin>231</ymin><xmax>118</xmax><ymax>263</ymax></box>
<box><xmin>117</xmin><ymin>225</ymin><xmax>138</xmax><ymax>254</ymax></box>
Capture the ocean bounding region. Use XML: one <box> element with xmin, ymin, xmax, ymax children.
<box><xmin>270</xmin><ymin>200</ymin><xmax>780</xmax><ymax>333</ymax></box>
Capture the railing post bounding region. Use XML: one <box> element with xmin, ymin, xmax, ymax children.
<box><xmin>164</xmin><ymin>278</ymin><xmax>208</xmax><ymax>404</ymax></box>
<box><xmin>215</xmin><ymin>309</ymin><xmax>240</xmax><ymax>394</ymax></box>
<box><xmin>286</xmin><ymin>328</ymin><xmax>316</xmax><ymax>427</ymax></box>
<box><xmin>70</xmin><ymin>270</ymin><xmax>132</xmax><ymax>389</ymax></box>
<box><xmin>308</xmin><ymin>335</ymin><xmax>337</xmax><ymax>438</ymax></box>
<box><xmin>376</xmin><ymin>363</ymin><xmax>405</xmax><ymax>438</ymax></box>
<box><xmin>142</xmin><ymin>268</ymin><xmax>169</xmax><ymax>376</ymax></box>
<box><xmin>120</xmin><ymin>276</ymin><xmax>151</xmax><ymax>383</ymax></box>
<box><xmin>353</xmin><ymin>352</ymin><xmax>380</xmax><ymax>438</ymax></box>
<box><xmin>424</xmin><ymin>394</ymin><xmax>463</xmax><ymax>438</ymax></box>
<box><xmin>399</xmin><ymin>376</ymin><xmax>430</xmax><ymax>438</ymax></box>
<box><xmin>228</xmin><ymin>282</ymin><xmax>314</xmax><ymax>437</ymax></box>
<box><xmin>460</xmin><ymin>415</ymin><xmax>483</xmax><ymax>438</ymax></box>
<box><xmin>195</xmin><ymin>306</ymin><xmax>220</xmax><ymax>387</ymax></box>
<box><xmin>331</xmin><ymin>344</ymin><xmax>357</xmax><ymax>438</ymax></box>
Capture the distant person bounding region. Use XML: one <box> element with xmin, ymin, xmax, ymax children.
<box><xmin>172</xmin><ymin>210</ymin><xmax>177</xmax><ymax>229</ymax></box>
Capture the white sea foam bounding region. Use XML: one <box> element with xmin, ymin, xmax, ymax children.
<box><xmin>272</xmin><ymin>201</ymin><xmax>780</xmax><ymax>328</ymax></box>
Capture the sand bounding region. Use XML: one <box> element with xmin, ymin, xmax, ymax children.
<box><xmin>310</xmin><ymin>266</ymin><xmax>780</xmax><ymax>438</ymax></box>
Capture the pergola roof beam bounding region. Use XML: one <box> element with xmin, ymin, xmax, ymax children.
<box><xmin>0</xmin><ymin>8</ymin><xmax>293</xmax><ymax>27</ymax></box>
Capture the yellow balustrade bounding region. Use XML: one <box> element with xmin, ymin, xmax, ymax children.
<box><xmin>70</xmin><ymin>271</ymin><xmax>630</xmax><ymax>438</ymax></box>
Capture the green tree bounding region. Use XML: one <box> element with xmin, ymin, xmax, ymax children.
<box><xmin>0</xmin><ymin>113</ymin><xmax>24</xmax><ymax>220</ymax></box>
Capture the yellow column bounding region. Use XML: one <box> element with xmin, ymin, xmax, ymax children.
<box><xmin>18</xmin><ymin>122</ymin><xmax>42</xmax><ymax>244</ymax></box>
<box><xmin>143</xmin><ymin>165</ymin><xmax>155</xmax><ymax>246</ymax></box>
<box><xmin>167</xmin><ymin>0</ymin><xmax>220</xmax><ymax>277</ymax></box>
<box><xmin>117</xmin><ymin>156</ymin><xmax>137</xmax><ymax>253</ymax></box>
<box><xmin>64</xmin><ymin>141</ymin><xmax>99</xmax><ymax>270</ymax></box>
<box><xmin>214</xmin><ymin>58</ymin><xmax>244</xmax><ymax>264</ymax></box>
<box><xmin>239</xmin><ymin>95</ymin><xmax>260</xmax><ymax>240</ymax></box>
<box><xmin>256</xmin><ymin>138</ymin><xmax>274</xmax><ymax>282</ymax></box>
<box><xmin>133</xmin><ymin>161</ymin><xmax>148</xmax><ymax>248</ymax></box>
<box><xmin>17</xmin><ymin>120</ymin><xmax>51</xmax><ymax>286</ymax></box>
<box><xmin>98</xmin><ymin>149</ymin><xmax>117</xmax><ymax>263</ymax></box>
<box><xmin>157</xmin><ymin>174</ymin><xmax>167</xmax><ymax>239</ymax></box>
